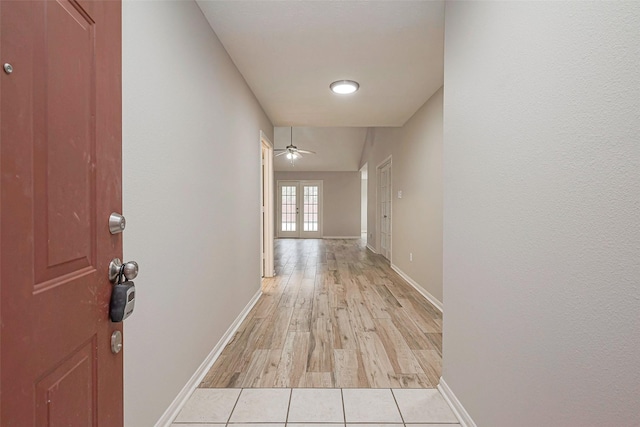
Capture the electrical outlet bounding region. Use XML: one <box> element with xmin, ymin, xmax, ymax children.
<box><xmin>410</xmin><ymin>252</ymin><xmax>413</xmax><ymax>262</ymax></box>
<box><xmin>398</xmin><ymin>190</ymin><xmax>403</xmax><ymax>199</ymax></box>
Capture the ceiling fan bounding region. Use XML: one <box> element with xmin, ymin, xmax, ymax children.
<box><xmin>274</xmin><ymin>127</ymin><xmax>316</xmax><ymax>164</ymax></box>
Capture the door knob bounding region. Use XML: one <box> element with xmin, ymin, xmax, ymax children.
<box><xmin>109</xmin><ymin>258</ymin><xmax>139</xmax><ymax>282</ymax></box>
<box><xmin>122</xmin><ymin>261</ymin><xmax>139</xmax><ymax>280</ymax></box>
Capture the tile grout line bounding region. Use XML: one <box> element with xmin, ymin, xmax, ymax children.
<box><xmin>225</xmin><ymin>388</ymin><xmax>244</xmax><ymax>426</ymax></box>
<box><xmin>390</xmin><ymin>388</ymin><xmax>407</xmax><ymax>426</ymax></box>
<box><xmin>285</xmin><ymin>388</ymin><xmax>293</xmax><ymax>426</ymax></box>
<box><xmin>341</xmin><ymin>388</ymin><xmax>346</xmax><ymax>426</ymax></box>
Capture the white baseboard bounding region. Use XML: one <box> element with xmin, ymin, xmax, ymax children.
<box><xmin>366</xmin><ymin>244</ymin><xmax>377</xmax><ymax>253</ymax></box>
<box><xmin>154</xmin><ymin>289</ymin><xmax>262</xmax><ymax>427</ymax></box>
<box><xmin>438</xmin><ymin>377</ymin><xmax>477</xmax><ymax>427</ymax></box>
<box><xmin>390</xmin><ymin>263</ymin><xmax>443</xmax><ymax>312</ymax></box>
<box><xmin>323</xmin><ymin>236</ymin><xmax>362</xmax><ymax>239</ymax></box>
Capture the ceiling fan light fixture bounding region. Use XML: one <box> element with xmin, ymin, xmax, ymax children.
<box><xmin>274</xmin><ymin>126</ymin><xmax>314</xmax><ymax>166</ymax></box>
<box><xmin>330</xmin><ymin>80</ymin><xmax>359</xmax><ymax>95</ymax></box>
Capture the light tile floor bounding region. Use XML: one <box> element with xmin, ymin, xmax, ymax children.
<box><xmin>172</xmin><ymin>388</ymin><xmax>460</xmax><ymax>426</ymax></box>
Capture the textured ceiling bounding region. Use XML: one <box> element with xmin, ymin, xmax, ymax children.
<box><xmin>197</xmin><ymin>1</ymin><xmax>444</xmax><ymax>127</ymax></box>
<box><xmin>273</xmin><ymin>127</ymin><xmax>368</xmax><ymax>172</ymax></box>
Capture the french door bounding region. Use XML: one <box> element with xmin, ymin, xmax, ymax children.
<box><xmin>278</xmin><ymin>180</ymin><xmax>323</xmax><ymax>238</ymax></box>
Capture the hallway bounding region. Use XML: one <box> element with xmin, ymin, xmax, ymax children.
<box><xmin>200</xmin><ymin>239</ymin><xmax>442</xmax><ymax>389</ymax></box>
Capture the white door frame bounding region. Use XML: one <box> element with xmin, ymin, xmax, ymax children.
<box><xmin>377</xmin><ymin>156</ymin><xmax>392</xmax><ymax>261</ymax></box>
<box><xmin>260</xmin><ymin>131</ymin><xmax>275</xmax><ymax>277</ymax></box>
<box><xmin>277</xmin><ymin>180</ymin><xmax>323</xmax><ymax>238</ymax></box>
<box><xmin>360</xmin><ymin>163</ymin><xmax>368</xmax><ymax>236</ymax></box>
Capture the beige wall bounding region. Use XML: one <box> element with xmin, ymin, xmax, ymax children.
<box><xmin>275</xmin><ymin>171</ymin><xmax>361</xmax><ymax>238</ymax></box>
<box><xmin>122</xmin><ymin>2</ymin><xmax>273</xmax><ymax>425</ymax></box>
<box><xmin>443</xmin><ymin>2</ymin><xmax>640</xmax><ymax>426</ymax></box>
<box><xmin>361</xmin><ymin>87</ymin><xmax>444</xmax><ymax>305</ymax></box>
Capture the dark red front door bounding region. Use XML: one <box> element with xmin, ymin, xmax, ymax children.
<box><xmin>1</xmin><ymin>0</ymin><xmax>123</xmax><ymax>425</ymax></box>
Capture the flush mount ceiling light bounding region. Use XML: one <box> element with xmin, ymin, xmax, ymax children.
<box><xmin>330</xmin><ymin>80</ymin><xmax>359</xmax><ymax>95</ymax></box>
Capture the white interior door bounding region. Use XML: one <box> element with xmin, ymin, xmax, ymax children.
<box><xmin>261</xmin><ymin>147</ymin><xmax>266</xmax><ymax>276</ymax></box>
<box><xmin>379</xmin><ymin>160</ymin><xmax>392</xmax><ymax>260</ymax></box>
<box><xmin>278</xmin><ymin>180</ymin><xmax>323</xmax><ymax>238</ymax></box>
<box><xmin>260</xmin><ymin>133</ymin><xmax>275</xmax><ymax>278</ymax></box>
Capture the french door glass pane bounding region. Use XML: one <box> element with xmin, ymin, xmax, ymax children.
<box><xmin>303</xmin><ymin>186</ymin><xmax>318</xmax><ymax>231</ymax></box>
<box><xmin>281</xmin><ymin>185</ymin><xmax>296</xmax><ymax>231</ymax></box>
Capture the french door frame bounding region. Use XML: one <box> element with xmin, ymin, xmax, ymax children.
<box><xmin>277</xmin><ymin>180</ymin><xmax>323</xmax><ymax>238</ymax></box>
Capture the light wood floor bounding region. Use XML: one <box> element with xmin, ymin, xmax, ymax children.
<box><xmin>200</xmin><ymin>238</ymin><xmax>442</xmax><ymax>389</ymax></box>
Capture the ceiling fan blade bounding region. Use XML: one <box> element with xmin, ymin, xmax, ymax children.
<box><xmin>297</xmin><ymin>149</ymin><xmax>316</xmax><ymax>154</ymax></box>
<box><xmin>275</xmin><ymin>151</ymin><xmax>288</xmax><ymax>157</ymax></box>
<box><xmin>274</xmin><ymin>148</ymin><xmax>287</xmax><ymax>152</ymax></box>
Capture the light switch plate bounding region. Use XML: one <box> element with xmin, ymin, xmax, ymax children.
<box><xmin>398</xmin><ymin>190</ymin><xmax>403</xmax><ymax>199</ymax></box>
